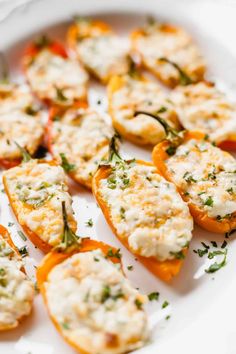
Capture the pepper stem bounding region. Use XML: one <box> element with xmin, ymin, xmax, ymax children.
<box><xmin>0</xmin><ymin>52</ymin><xmax>9</xmax><ymax>83</ymax></box>
<box><xmin>159</xmin><ymin>57</ymin><xmax>193</xmax><ymax>86</ymax></box>
<box><xmin>14</xmin><ymin>141</ymin><xmax>31</xmax><ymax>163</ymax></box>
<box><xmin>134</xmin><ymin>110</ymin><xmax>183</xmax><ymax>144</ymax></box>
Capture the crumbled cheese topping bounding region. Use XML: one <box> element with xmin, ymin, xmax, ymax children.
<box><xmin>51</xmin><ymin>108</ymin><xmax>114</xmax><ymax>188</ymax></box>
<box><xmin>167</xmin><ymin>138</ymin><xmax>236</xmax><ymax>218</ymax></box>
<box><xmin>0</xmin><ymin>234</ymin><xmax>34</xmax><ymax>330</ymax></box>
<box><xmin>98</xmin><ymin>162</ymin><xmax>193</xmax><ymax>261</ymax></box>
<box><xmin>132</xmin><ymin>23</ymin><xmax>205</xmax><ymax>85</ymax></box>
<box><xmin>0</xmin><ymin>83</ymin><xmax>35</xmax><ymax>115</ymax></box>
<box><xmin>77</xmin><ymin>35</ymin><xmax>130</xmax><ymax>82</ymax></box>
<box><xmin>3</xmin><ymin>160</ymin><xmax>76</xmax><ymax>246</ymax></box>
<box><xmin>45</xmin><ymin>249</ymin><xmax>148</xmax><ymax>354</ymax></box>
<box><xmin>0</xmin><ymin>110</ymin><xmax>44</xmax><ymax>159</ymax></box>
<box><xmin>170</xmin><ymin>82</ymin><xmax>236</xmax><ymax>143</ymax></box>
<box><xmin>110</xmin><ymin>75</ymin><xmax>179</xmax><ymax>145</ymax></box>
<box><xmin>25</xmin><ymin>50</ymin><xmax>88</xmax><ymax>104</ymax></box>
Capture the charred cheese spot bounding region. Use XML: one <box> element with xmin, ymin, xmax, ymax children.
<box><xmin>98</xmin><ymin>162</ymin><xmax>193</xmax><ymax>261</ymax></box>
<box><xmin>45</xmin><ymin>249</ymin><xmax>148</xmax><ymax>354</ymax></box>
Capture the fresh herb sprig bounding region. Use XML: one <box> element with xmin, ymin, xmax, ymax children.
<box><xmin>57</xmin><ymin>201</ymin><xmax>81</xmax><ymax>250</ymax></box>
<box><xmin>14</xmin><ymin>141</ymin><xmax>31</xmax><ymax>163</ymax></box>
<box><xmin>159</xmin><ymin>57</ymin><xmax>193</xmax><ymax>86</ymax></box>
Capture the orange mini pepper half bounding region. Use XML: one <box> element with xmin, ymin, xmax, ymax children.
<box><xmin>37</xmin><ymin>239</ymin><xmax>124</xmax><ymax>354</ymax></box>
<box><xmin>3</xmin><ymin>153</ymin><xmax>77</xmax><ymax>253</ymax></box>
<box><xmin>152</xmin><ymin>130</ymin><xmax>236</xmax><ymax>234</ymax></box>
<box><xmin>92</xmin><ymin>136</ymin><xmax>190</xmax><ymax>282</ymax></box>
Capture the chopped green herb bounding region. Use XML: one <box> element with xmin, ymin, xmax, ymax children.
<box><xmin>205</xmin><ymin>249</ymin><xmax>227</xmax><ymax>274</ymax></box>
<box><xmin>170</xmin><ymin>250</ymin><xmax>185</xmax><ymax>259</ymax></box>
<box><xmin>227</xmin><ymin>187</ymin><xmax>234</xmax><ymax>195</ymax></box>
<box><xmin>183</xmin><ymin>172</ymin><xmax>196</xmax><ymax>183</ymax></box>
<box><xmin>148</xmin><ymin>292</ymin><xmax>160</xmax><ymax>301</ymax></box>
<box><xmin>134</xmin><ymin>299</ymin><xmax>143</xmax><ymax>309</ymax></box>
<box><xmin>166</xmin><ymin>145</ymin><xmax>176</xmax><ymax>156</ymax></box>
<box><xmin>208</xmin><ymin>250</ymin><xmax>226</xmax><ymax>259</ymax></box>
<box><xmin>193</xmin><ymin>248</ymin><xmax>208</xmax><ymax>257</ymax></box>
<box><xmin>7</xmin><ymin>222</ymin><xmax>14</xmax><ymax>227</ymax></box>
<box><xmin>56</xmin><ymin>87</ymin><xmax>67</xmax><ymax>102</ymax></box>
<box><xmin>225</xmin><ymin>229</ymin><xmax>236</xmax><ymax>238</ymax></box>
<box><xmin>201</xmin><ymin>242</ymin><xmax>210</xmax><ymax>249</ymax></box>
<box><xmin>85</xmin><ymin>218</ymin><xmax>93</xmax><ymax>227</ymax></box>
<box><xmin>106</xmin><ymin>248</ymin><xmax>122</xmax><ymax>260</ymax></box>
<box><xmin>18</xmin><ymin>246</ymin><xmax>28</xmax><ymax>258</ymax></box>
<box><xmin>101</xmin><ymin>285</ymin><xmax>111</xmax><ymax>303</ymax></box>
<box><xmin>127</xmin><ymin>265</ymin><xmax>133</xmax><ymax>271</ymax></box>
<box><xmin>61</xmin><ymin>322</ymin><xmax>70</xmax><ymax>330</ymax></box>
<box><xmin>165</xmin><ymin>315</ymin><xmax>171</xmax><ymax>320</ymax></box>
<box><xmin>210</xmin><ymin>241</ymin><xmax>217</xmax><ymax>248</ymax></box>
<box><xmin>157</xmin><ymin>106</ymin><xmax>167</xmax><ymax>113</ymax></box>
<box><xmin>94</xmin><ymin>257</ymin><xmax>100</xmax><ymax>262</ymax></box>
<box><xmin>162</xmin><ymin>300</ymin><xmax>169</xmax><ymax>309</ymax></box>
<box><xmin>17</xmin><ymin>231</ymin><xmax>27</xmax><ymax>241</ymax></box>
<box><xmin>204</xmin><ymin>196</ymin><xmax>213</xmax><ymax>207</ymax></box>
<box><xmin>60</xmin><ymin>153</ymin><xmax>76</xmax><ymax>172</ymax></box>
<box><xmin>221</xmin><ymin>240</ymin><xmax>227</xmax><ymax>249</ymax></box>
<box><xmin>120</xmin><ymin>207</ymin><xmax>126</xmax><ymax>220</ymax></box>
<box><xmin>34</xmin><ymin>35</ymin><xmax>51</xmax><ymax>49</ymax></box>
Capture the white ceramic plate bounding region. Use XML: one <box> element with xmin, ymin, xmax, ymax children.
<box><xmin>1</xmin><ymin>1</ymin><xmax>236</xmax><ymax>353</ymax></box>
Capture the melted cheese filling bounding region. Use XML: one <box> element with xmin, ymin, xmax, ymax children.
<box><xmin>3</xmin><ymin>160</ymin><xmax>76</xmax><ymax>246</ymax></box>
<box><xmin>45</xmin><ymin>249</ymin><xmax>148</xmax><ymax>354</ymax></box>
<box><xmin>0</xmin><ymin>236</ymin><xmax>34</xmax><ymax>330</ymax></box>
<box><xmin>0</xmin><ymin>110</ymin><xmax>44</xmax><ymax>159</ymax></box>
<box><xmin>98</xmin><ymin>162</ymin><xmax>193</xmax><ymax>261</ymax></box>
<box><xmin>26</xmin><ymin>50</ymin><xmax>88</xmax><ymax>103</ymax></box>
<box><xmin>51</xmin><ymin>108</ymin><xmax>113</xmax><ymax>187</ymax></box>
<box><xmin>167</xmin><ymin>139</ymin><xmax>236</xmax><ymax>218</ymax></box>
<box><xmin>133</xmin><ymin>24</ymin><xmax>205</xmax><ymax>83</ymax></box>
<box><xmin>110</xmin><ymin>76</ymin><xmax>179</xmax><ymax>145</ymax></box>
<box><xmin>0</xmin><ymin>83</ymin><xmax>35</xmax><ymax>115</ymax></box>
<box><xmin>77</xmin><ymin>35</ymin><xmax>130</xmax><ymax>82</ymax></box>
<box><xmin>170</xmin><ymin>82</ymin><xmax>236</xmax><ymax>143</ymax></box>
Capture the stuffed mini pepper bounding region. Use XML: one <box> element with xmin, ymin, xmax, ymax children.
<box><xmin>47</xmin><ymin>106</ymin><xmax>114</xmax><ymax>188</ymax></box>
<box><xmin>152</xmin><ymin>113</ymin><xmax>236</xmax><ymax>233</ymax></box>
<box><xmin>67</xmin><ymin>17</ymin><xmax>130</xmax><ymax>84</ymax></box>
<box><xmin>3</xmin><ymin>151</ymin><xmax>77</xmax><ymax>253</ymax></box>
<box><xmin>0</xmin><ymin>225</ymin><xmax>34</xmax><ymax>330</ymax></box>
<box><xmin>108</xmin><ymin>72</ymin><xmax>180</xmax><ymax>145</ymax></box>
<box><xmin>170</xmin><ymin>81</ymin><xmax>236</xmax><ymax>149</ymax></box>
<box><xmin>22</xmin><ymin>35</ymin><xmax>88</xmax><ymax>106</ymax></box>
<box><xmin>0</xmin><ymin>81</ymin><xmax>44</xmax><ymax>169</ymax></box>
<box><xmin>37</xmin><ymin>226</ymin><xmax>149</xmax><ymax>354</ymax></box>
<box><xmin>92</xmin><ymin>136</ymin><xmax>193</xmax><ymax>281</ymax></box>
<box><xmin>131</xmin><ymin>18</ymin><xmax>205</xmax><ymax>87</ymax></box>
